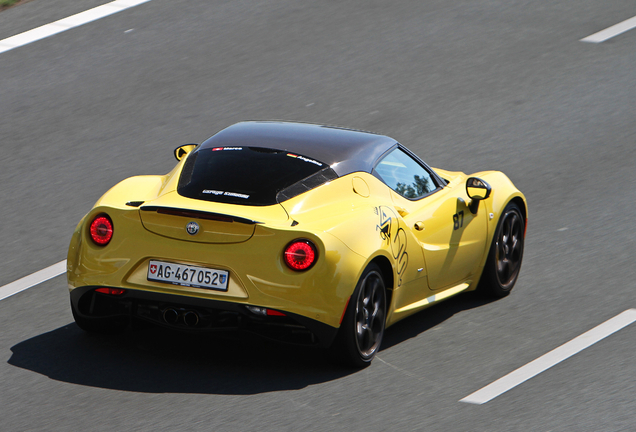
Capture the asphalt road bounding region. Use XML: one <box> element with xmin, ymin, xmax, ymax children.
<box><xmin>1</xmin><ymin>0</ymin><xmax>635</xmax><ymax>430</ymax></box>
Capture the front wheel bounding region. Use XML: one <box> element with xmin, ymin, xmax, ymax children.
<box><xmin>333</xmin><ymin>263</ymin><xmax>387</xmax><ymax>368</ymax></box>
<box><xmin>478</xmin><ymin>202</ymin><xmax>525</xmax><ymax>298</ymax></box>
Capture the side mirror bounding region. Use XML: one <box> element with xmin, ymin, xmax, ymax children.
<box><xmin>174</xmin><ymin>144</ymin><xmax>198</xmax><ymax>161</ymax></box>
<box><xmin>466</xmin><ymin>177</ymin><xmax>491</xmax><ymax>214</ymax></box>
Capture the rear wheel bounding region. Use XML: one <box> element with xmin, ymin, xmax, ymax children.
<box><xmin>333</xmin><ymin>263</ymin><xmax>386</xmax><ymax>367</ymax></box>
<box><xmin>478</xmin><ymin>202</ymin><xmax>525</xmax><ymax>298</ymax></box>
<box><xmin>71</xmin><ymin>301</ymin><xmax>127</xmax><ymax>334</ymax></box>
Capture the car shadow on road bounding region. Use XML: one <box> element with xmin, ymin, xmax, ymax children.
<box><xmin>8</xmin><ymin>291</ymin><xmax>498</xmax><ymax>395</ymax></box>
<box><xmin>380</xmin><ymin>291</ymin><xmax>497</xmax><ymax>350</ymax></box>
<box><xmin>8</xmin><ymin>323</ymin><xmax>352</xmax><ymax>394</ymax></box>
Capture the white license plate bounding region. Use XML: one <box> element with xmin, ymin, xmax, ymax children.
<box><xmin>147</xmin><ymin>260</ymin><xmax>229</xmax><ymax>291</ymax></box>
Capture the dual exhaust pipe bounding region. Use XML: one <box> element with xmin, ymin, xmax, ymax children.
<box><xmin>162</xmin><ymin>308</ymin><xmax>200</xmax><ymax>327</ymax></box>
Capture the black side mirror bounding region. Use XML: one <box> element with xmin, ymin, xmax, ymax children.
<box><xmin>174</xmin><ymin>144</ymin><xmax>198</xmax><ymax>161</ymax></box>
<box><xmin>466</xmin><ymin>177</ymin><xmax>491</xmax><ymax>214</ymax></box>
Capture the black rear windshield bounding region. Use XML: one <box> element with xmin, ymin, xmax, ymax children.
<box><xmin>178</xmin><ymin>146</ymin><xmax>336</xmax><ymax>206</ymax></box>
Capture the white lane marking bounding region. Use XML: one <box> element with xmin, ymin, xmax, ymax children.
<box><xmin>460</xmin><ymin>309</ymin><xmax>636</xmax><ymax>404</ymax></box>
<box><xmin>0</xmin><ymin>0</ymin><xmax>152</xmax><ymax>54</ymax></box>
<box><xmin>581</xmin><ymin>15</ymin><xmax>636</xmax><ymax>43</ymax></box>
<box><xmin>0</xmin><ymin>260</ymin><xmax>67</xmax><ymax>301</ymax></box>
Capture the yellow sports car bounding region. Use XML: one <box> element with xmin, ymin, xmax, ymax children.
<box><xmin>67</xmin><ymin>121</ymin><xmax>527</xmax><ymax>367</ymax></box>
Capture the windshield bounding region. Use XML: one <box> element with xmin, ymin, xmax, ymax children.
<box><xmin>178</xmin><ymin>146</ymin><xmax>333</xmax><ymax>206</ymax></box>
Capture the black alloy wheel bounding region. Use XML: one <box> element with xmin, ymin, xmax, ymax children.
<box><xmin>334</xmin><ymin>263</ymin><xmax>386</xmax><ymax>367</ymax></box>
<box><xmin>495</xmin><ymin>206</ymin><xmax>524</xmax><ymax>287</ymax></box>
<box><xmin>478</xmin><ymin>202</ymin><xmax>525</xmax><ymax>298</ymax></box>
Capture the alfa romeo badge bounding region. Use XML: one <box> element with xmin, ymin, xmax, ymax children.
<box><xmin>186</xmin><ymin>221</ymin><xmax>199</xmax><ymax>235</ymax></box>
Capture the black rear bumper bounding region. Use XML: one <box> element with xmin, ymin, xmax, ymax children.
<box><xmin>70</xmin><ymin>286</ymin><xmax>338</xmax><ymax>348</ymax></box>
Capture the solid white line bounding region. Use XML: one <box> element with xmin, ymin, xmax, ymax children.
<box><xmin>460</xmin><ymin>309</ymin><xmax>636</xmax><ymax>404</ymax></box>
<box><xmin>581</xmin><ymin>15</ymin><xmax>636</xmax><ymax>43</ymax></box>
<box><xmin>0</xmin><ymin>260</ymin><xmax>67</xmax><ymax>301</ymax></box>
<box><xmin>0</xmin><ymin>0</ymin><xmax>152</xmax><ymax>54</ymax></box>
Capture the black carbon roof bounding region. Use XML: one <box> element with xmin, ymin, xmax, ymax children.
<box><xmin>200</xmin><ymin>121</ymin><xmax>398</xmax><ymax>176</ymax></box>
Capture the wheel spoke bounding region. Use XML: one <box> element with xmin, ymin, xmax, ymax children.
<box><xmin>369</xmin><ymin>301</ymin><xmax>383</xmax><ymax>329</ymax></box>
<box><xmin>367</xmin><ymin>278</ymin><xmax>380</xmax><ymax>328</ymax></box>
<box><xmin>511</xmin><ymin>235</ymin><xmax>522</xmax><ymax>258</ymax></box>
<box><xmin>509</xmin><ymin>214</ymin><xmax>519</xmax><ymax>232</ymax></box>
<box><xmin>497</xmin><ymin>238</ymin><xmax>506</xmax><ymax>257</ymax></box>
<box><xmin>497</xmin><ymin>258</ymin><xmax>508</xmax><ymax>278</ymax></box>
<box><xmin>356</xmin><ymin>328</ymin><xmax>367</xmax><ymax>350</ymax></box>
<box><xmin>502</xmin><ymin>218</ymin><xmax>512</xmax><ymax>241</ymax></box>
<box><xmin>361</xmin><ymin>285</ymin><xmax>370</xmax><ymax>308</ymax></box>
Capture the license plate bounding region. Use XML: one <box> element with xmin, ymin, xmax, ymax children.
<box><xmin>147</xmin><ymin>260</ymin><xmax>229</xmax><ymax>291</ymax></box>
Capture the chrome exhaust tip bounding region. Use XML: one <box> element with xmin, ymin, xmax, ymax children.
<box><xmin>162</xmin><ymin>308</ymin><xmax>179</xmax><ymax>325</ymax></box>
<box><xmin>183</xmin><ymin>311</ymin><xmax>200</xmax><ymax>327</ymax></box>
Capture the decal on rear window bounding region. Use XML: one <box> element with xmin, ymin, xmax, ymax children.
<box><xmin>202</xmin><ymin>190</ymin><xmax>250</xmax><ymax>199</ymax></box>
<box><xmin>212</xmin><ymin>147</ymin><xmax>243</xmax><ymax>151</ymax></box>
<box><xmin>286</xmin><ymin>153</ymin><xmax>323</xmax><ymax>167</ymax></box>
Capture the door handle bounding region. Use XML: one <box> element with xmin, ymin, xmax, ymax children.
<box><xmin>414</xmin><ymin>221</ymin><xmax>425</xmax><ymax>231</ymax></box>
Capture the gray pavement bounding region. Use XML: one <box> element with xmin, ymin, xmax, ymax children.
<box><xmin>1</xmin><ymin>0</ymin><xmax>635</xmax><ymax>430</ymax></box>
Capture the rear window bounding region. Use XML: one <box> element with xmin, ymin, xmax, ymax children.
<box><xmin>178</xmin><ymin>146</ymin><xmax>334</xmax><ymax>206</ymax></box>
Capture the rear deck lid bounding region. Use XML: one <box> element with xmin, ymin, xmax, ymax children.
<box><xmin>139</xmin><ymin>192</ymin><xmax>288</xmax><ymax>244</ymax></box>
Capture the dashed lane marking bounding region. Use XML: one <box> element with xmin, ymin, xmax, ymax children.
<box><xmin>581</xmin><ymin>15</ymin><xmax>636</xmax><ymax>43</ymax></box>
<box><xmin>0</xmin><ymin>0</ymin><xmax>152</xmax><ymax>54</ymax></box>
<box><xmin>0</xmin><ymin>260</ymin><xmax>66</xmax><ymax>301</ymax></box>
<box><xmin>460</xmin><ymin>309</ymin><xmax>636</xmax><ymax>404</ymax></box>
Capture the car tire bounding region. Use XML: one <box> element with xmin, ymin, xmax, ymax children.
<box><xmin>333</xmin><ymin>263</ymin><xmax>387</xmax><ymax>368</ymax></box>
<box><xmin>71</xmin><ymin>301</ymin><xmax>127</xmax><ymax>334</ymax></box>
<box><xmin>478</xmin><ymin>202</ymin><xmax>525</xmax><ymax>298</ymax></box>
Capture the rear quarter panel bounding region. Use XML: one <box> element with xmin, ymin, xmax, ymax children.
<box><xmin>281</xmin><ymin>173</ymin><xmax>429</xmax><ymax>311</ymax></box>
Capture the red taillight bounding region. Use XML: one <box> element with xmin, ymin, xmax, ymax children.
<box><xmin>95</xmin><ymin>287</ymin><xmax>126</xmax><ymax>295</ymax></box>
<box><xmin>90</xmin><ymin>215</ymin><xmax>113</xmax><ymax>245</ymax></box>
<box><xmin>283</xmin><ymin>240</ymin><xmax>317</xmax><ymax>271</ymax></box>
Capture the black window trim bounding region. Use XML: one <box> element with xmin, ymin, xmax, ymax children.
<box><xmin>371</xmin><ymin>144</ymin><xmax>447</xmax><ymax>201</ymax></box>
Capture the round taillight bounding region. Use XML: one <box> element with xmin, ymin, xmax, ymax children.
<box><xmin>283</xmin><ymin>240</ymin><xmax>317</xmax><ymax>271</ymax></box>
<box><xmin>90</xmin><ymin>215</ymin><xmax>113</xmax><ymax>245</ymax></box>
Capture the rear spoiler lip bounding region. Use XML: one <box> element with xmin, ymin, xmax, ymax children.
<box><xmin>140</xmin><ymin>206</ymin><xmax>261</xmax><ymax>225</ymax></box>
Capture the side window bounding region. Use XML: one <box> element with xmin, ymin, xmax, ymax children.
<box><xmin>374</xmin><ymin>148</ymin><xmax>438</xmax><ymax>199</ymax></box>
